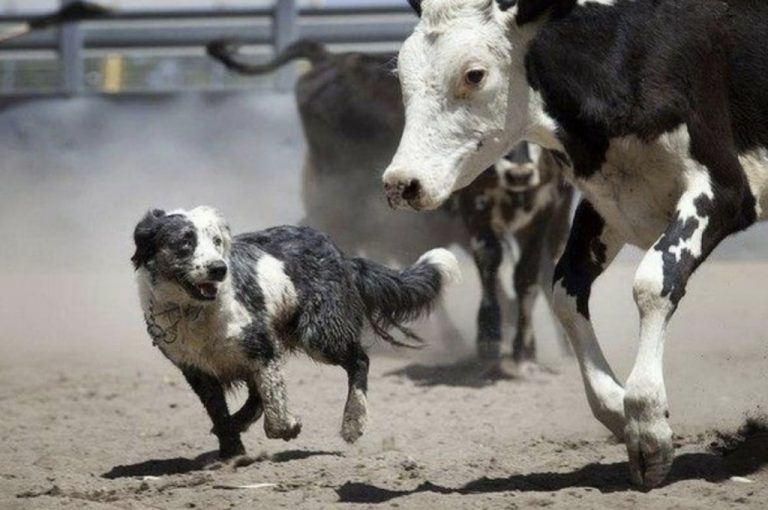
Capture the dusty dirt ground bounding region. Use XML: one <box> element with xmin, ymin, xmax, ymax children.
<box><xmin>1</xmin><ymin>262</ymin><xmax>767</xmax><ymax>510</ymax></box>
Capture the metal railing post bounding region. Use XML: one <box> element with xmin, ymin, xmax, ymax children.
<box><xmin>58</xmin><ymin>0</ymin><xmax>85</xmax><ymax>95</ymax></box>
<box><xmin>272</xmin><ymin>0</ymin><xmax>298</xmax><ymax>92</ymax></box>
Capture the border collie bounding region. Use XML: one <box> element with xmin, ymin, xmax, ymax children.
<box><xmin>131</xmin><ymin>206</ymin><xmax>460</xmax><ymax>458</ymax></box>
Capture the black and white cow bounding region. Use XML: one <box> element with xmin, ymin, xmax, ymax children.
<box><xmin>208</xmin><ymin>39</ymin><xmax>574</xmax><ymax>362</ymax></box>
<box><xmin>383</xmin><ymin>0</ymin><xmax>768</xmax><ymax>487</ymax></box>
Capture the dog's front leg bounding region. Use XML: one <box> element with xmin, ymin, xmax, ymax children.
<box><xmin>181</xmin><ymin>367</ymin><xmax>245</xmax><ymax>459</ymax></box>
<box><xmin>253</xmin><ymin>361</ymin><xmax>302</xmax><ymax>441</ymax></box>
<box><xmin>230</xmin><ymin>380</ymin><xmax>264</xmax><ymax>434</ymax></box>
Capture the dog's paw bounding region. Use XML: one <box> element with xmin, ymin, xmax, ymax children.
<box><xmin>219</xmin><ymin>437</ymin><xmax>246</xmax><ymax>460</ymax></box>
<box><xmin>265</xmin><ymin>415</ymin><xmax>302</xmax><ymax>441</ymax></box>
<box><xmin>341</xmin><ymin>415</ymin><xmax>367</xmax><ymax>443</ymax></box>
<box><xmin>341</xmin><ymin>389</ymin><xmax>369</xmax><ymax>443</ymax></box>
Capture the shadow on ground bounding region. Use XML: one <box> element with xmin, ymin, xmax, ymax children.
<box><xmin>336</xmin><ymin>428</ymin><xmax>768</xmax><ymax>503</ymax></box>
<box><xmin>384</xmin><ymin>357</ymin><xmax>558</xmax><ymax>388</ymax></box>
<box><xmin>102</xmin><ymin>449</ymin><xmax>341</xmax><ymax>479</ymax></box>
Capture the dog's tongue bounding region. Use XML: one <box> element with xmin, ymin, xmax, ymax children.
<box><xmin>197</xmin><ymin>283</ymin><xmax>217</xmax><ymax>299</ymax></box>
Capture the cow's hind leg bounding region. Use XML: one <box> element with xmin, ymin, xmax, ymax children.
<box><xmin>552</xmin><ymin>201</ymin><xmax>626</xmax><ymax>439</ymax></box>
<box><xmin>624</xmin><ymin>166</ymin><xmax>754</xmax><ymax>488</ymax></box>
<box><xmin>340</xmin><ymin>343</ymin><xmax>370</xmax><ymax>443</ymax></box>
<box><xmin>471</xmin><ymin>230</ymin><xmax>504</xmax><ymax>359</ymax></box>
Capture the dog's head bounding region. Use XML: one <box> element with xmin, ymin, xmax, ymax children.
<box><xmin>132</xmin><ymin>206</ymin><xmax>232</xmax><ymax>302</ymax></box>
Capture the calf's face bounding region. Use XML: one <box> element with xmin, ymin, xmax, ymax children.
<box><xmin>132</xmin><ymin>206</ymin><xmax>232</xmax><ymax>302</ymax></box>
<box><xmin>383</xmin><ymin>0</ymin><xmax>543</xmax><ymax>210</ymax></box>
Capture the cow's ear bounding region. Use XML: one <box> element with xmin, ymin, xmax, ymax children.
<box><xmin>509</xmin><ymin>0</ymin><xmax>576</xmax><ymax>25</ymax></box>
<box><xmin>131</xmin><ymin>209</ymin><xmax>166</xmax><ymax>269</ymax></box>
<box><xmin>407</xmin><ymin>0</ymin><xmax>422</xmax><ymax>17</ymax></box>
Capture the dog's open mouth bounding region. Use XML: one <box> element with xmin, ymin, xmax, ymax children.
<box><xmin>194</xmin><ymin>282</ymin><xmax>219</xmax><ymax>300</ymax></box>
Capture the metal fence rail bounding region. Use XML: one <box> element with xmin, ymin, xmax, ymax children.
<box><xmin>0</xmin><ymin>0</ymin><xmax>415</xmax><ymax>95</ymax></box>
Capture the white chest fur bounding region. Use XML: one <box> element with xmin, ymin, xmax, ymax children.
<box><xmin>137</xmin><ymin>273</ymin><xmax>252</xmax><ymax>381</ymax></box>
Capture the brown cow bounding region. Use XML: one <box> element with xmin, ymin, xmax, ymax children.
<box><xmin>207</xmin><ymin>39</ymin><xmax>574</xmax><ymax>363</ymax></box>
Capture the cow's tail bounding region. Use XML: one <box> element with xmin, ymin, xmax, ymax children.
<box><xmin>347</xmin><ymin>248</ymin><xmax>461</xmax><ymax>348</ymax></box>
<box><xmin>207</xmin><ymin>38</ymin><xmax>329</xmax><ymax>76</ymax></box>
<box><xmin>0</xmin><ymin>1</ymin><xmax>111</xmax><ymax>44</ymax></box>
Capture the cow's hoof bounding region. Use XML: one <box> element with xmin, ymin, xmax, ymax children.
<box><xmin>625</xmin><ymin>416</ymin><xmax>674</xmax><ymax>488</ymax></box>
<box><xmin>508</xmin><ymin>359</ymin><xmax>538</xmax><ymax>379</ymax></box>
<box><xmin>477</xmin><ymin>340</ymin><xmax>501</xmax><ymax>360</ymax></box>
<box><xmin>265</xmin><ymin>415</ymin><xmax>302</xmax><ymax>441</ymax></box>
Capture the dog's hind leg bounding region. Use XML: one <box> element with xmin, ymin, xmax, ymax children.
<box><xmin>253</xmin><ymin>360</ymin><xmax>302</xmax><ymax>441</ymax></box>
<box><xmin>181</xmin><ymin>368</ymin><xmax>245</xmax><ymax>459</ymax></box>
<box><xmin>340</xmin><ymin>344</ymin><xmax>370</xmax><ymax>443</ymax></box>
<box><xmin>230</xmin><ymin>380</ymin><xmax>263</xmax><ymax>434</ymax></box>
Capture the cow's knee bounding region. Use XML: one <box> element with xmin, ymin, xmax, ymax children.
<box><xmin>632</xmin><ymin>251</ymin><xmax>673</xmax><ymax>319</ymax></box>
<box><xmin>552</xmin><ymin>277</ymin><xmax>581</xmax><ymax>325</ymax></box>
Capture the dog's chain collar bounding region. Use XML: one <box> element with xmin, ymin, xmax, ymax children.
<box><xmin>144</xmin><ymin>298</ymin><xmax>203</xmax><ymax>346</ymax></box>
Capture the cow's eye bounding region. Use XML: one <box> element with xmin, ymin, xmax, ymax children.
<box><xmin>464</xmin><ymin>69</ymin><xmax>486</xmax><ymax>87</ymax></box>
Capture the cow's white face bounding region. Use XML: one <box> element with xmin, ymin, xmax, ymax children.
<box><xmin>383</xmin><ymin>0</ymin><xmax>540</xmax><ymax>210</ymax></box>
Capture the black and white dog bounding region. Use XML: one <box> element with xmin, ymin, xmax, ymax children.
<box><xmin>132</xmin><ymin>206</ymin><xmax>460</xmax><ymax>458</ymax></box>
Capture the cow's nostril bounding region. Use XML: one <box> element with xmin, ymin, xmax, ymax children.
<box><xmin>402</xmin><ymin>179</ymin><xmax>422</xmax><ymax>202</ymax></box>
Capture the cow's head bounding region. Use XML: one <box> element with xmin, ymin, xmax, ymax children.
<box><xmin>383</xmin><ymin>0</ymin><xmax>573</xmax><ymax>210</ymax></box>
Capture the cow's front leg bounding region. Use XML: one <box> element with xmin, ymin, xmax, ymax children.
<box><xmin>625</xmin><ymin>167</ymin><xmax>748</xmax><ymax>487</ymax></box>
<box><xmin>511</xmin><ymin>221</ymin><xmax>547</xmax><ymax>365</ymax></box>
<box><xmin>254</xmin><ymin>360</ymin><xmax>302</xmax><ymax>441</ymax></box>
<box><xmin>470</xmin><ymin>230</ymin><xmax>504</xmax><ymax>359</ymax></box>
<box><xmin>552</xmin><ymin>201</ymin><xmax>626</xmax><ymax>439</ymax></box>
<box><xmin>181</xmin><ymin>368</ymin><xmax>245</xmax><ymax>459</ymax></box>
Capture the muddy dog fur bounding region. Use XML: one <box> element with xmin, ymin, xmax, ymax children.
<box><xmin>132</xmin><ymin>206</ymin><xmax>460</xmax><ymax>458</ymax></box>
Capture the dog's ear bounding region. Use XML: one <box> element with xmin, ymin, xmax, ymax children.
<box><xmin>510</xmin><ymin>0</ymin><xmax>575</xmax><ymax>25</ymax></box>
<box><xmin>131</xmin><ymin>209</ymin><xmax>166</xmax><ymax>269</ymax></box>
<box><xmin>407</xmin><ymin>0</ymin><xmax>422</xmax><ymax>17</ymax></box>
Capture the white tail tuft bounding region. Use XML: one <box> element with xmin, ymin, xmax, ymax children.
<box><xmin>417</xmin><ymin>248</ymin><xmax>462</xmax><ymax>285</ymax></box>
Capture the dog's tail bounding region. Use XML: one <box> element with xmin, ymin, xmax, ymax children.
<box><xmin>206</xmin><ymin>38</ymin><xmax>329</xmax><ymax>76</ymax></box>
<box><xmin>348</xmin><ymin>249</ymin><xmax>461</xmax><ymax>347</ymax></box>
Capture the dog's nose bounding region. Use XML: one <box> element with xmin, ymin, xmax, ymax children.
<box><xmin>207</xmin><ymin>261</ymin><xmax>228</xmax><ymax>281</ymax></box>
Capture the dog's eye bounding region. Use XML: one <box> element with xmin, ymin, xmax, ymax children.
<box><xmin>213</xmin><ymin>237</ymin><xmax>223</xmax><ymax>247</ymax></box>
